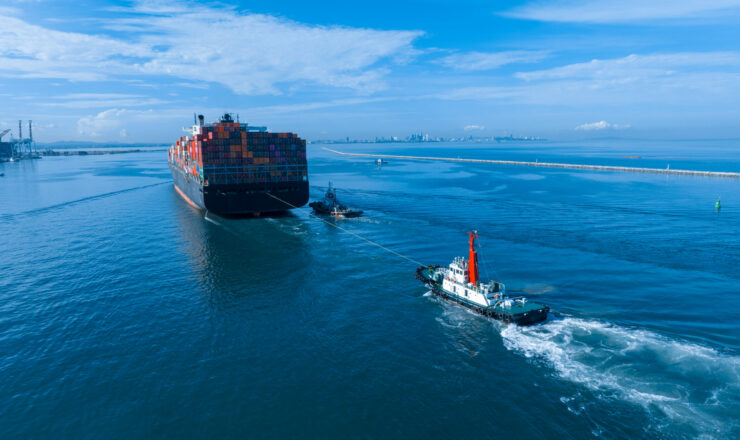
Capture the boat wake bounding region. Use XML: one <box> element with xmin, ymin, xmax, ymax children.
<box><xmin>500</xmin><ymin>317</ymin><xmax>740</xmax><ymax>438</ymax></box>
<box><xmin>0</xmin><ymin>181</ymin><xmax>169</xmax><ymax>221</ymax></box>
<box><xmin>204</xmin><ymin>212</ymin><xmax>222</xmax><ymax>226</ymax></box>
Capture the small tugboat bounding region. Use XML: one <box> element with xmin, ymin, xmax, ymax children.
<box><xmin>416</xmin><ymin>232</ymin><xmax>549</xmax><ymax>325</ymax></box>
<box><xmin>309</xmin><ymin>182</ymin><xmax>363</xmax><ymax>218</ymax></box>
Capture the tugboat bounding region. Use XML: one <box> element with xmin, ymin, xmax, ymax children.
<box><xmin>309</xmin><ymin>182</ymin><xmax>363</xmax><ymax>218</ymax></box>
<box><xmin>416</xmin><ymin>232</ymin><xmax>549</xmax><ymax>325</ymax></box>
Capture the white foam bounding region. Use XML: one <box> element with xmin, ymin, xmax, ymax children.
<box><xmin>521</xmin><ymin>283</ymin><xmax>556</xmax><ymax>295</ymax></box>
<box><xmin>203</xmin><ymin>213</ymin><xmax>221</xmax><ymax>226</ymax></box>
<box><xmin>432</xmin><ymin>296</ymin><xmax>483</xmax><ymax>329</ymax></box>
<box><xmin>500</xmin><ymin>317</ymin><xmax>740</xmax><ymax>438</ymax></box>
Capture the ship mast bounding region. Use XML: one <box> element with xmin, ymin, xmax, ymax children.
<box><xmin>468</xmin><ymin>231</ymin><xmax>479</xmax><ymax>285</ymax></box>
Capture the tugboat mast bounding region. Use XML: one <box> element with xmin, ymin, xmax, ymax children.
<box><xmin>468</xmin><ymin>231</ymin><xmax>479</xmax><ymax>285</ymax></box>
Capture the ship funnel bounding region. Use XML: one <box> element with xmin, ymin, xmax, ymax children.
<box><xmin>468</xmin><ymin>231</ymin><xmax>479</xmax><ymax>285</ymax></box>
<box><xmin>198</xmin><ymin>114</ymin><xmax>205</xmax><ymax>126</ymax></box>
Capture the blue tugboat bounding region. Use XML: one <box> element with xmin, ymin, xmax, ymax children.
<box><xmin>416</xmin><ymin>232</ymin><xmax>549</xmax><ymax>325</ymax></box>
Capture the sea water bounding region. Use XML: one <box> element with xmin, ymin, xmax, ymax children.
<box><xmin>0</xmin><ymin>141</ymin><xmax>738</xmax><ymax>439</ymax></box>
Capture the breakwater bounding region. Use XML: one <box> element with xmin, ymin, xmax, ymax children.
<box><xmin>323</xmin><ymin>147</ymin><xmax>740</xmax><ymax>179</ymax></box>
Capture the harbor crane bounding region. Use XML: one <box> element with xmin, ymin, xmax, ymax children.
<box><xmin>1</xmin><ymin>121</ymin><xmax>40</xmax><ymax>161</ymax></box>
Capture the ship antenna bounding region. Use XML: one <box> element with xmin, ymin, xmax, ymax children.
<box><xmin>476</xmin><ymin>236</ymin><xmax>500</xmax><ymax>283</ymax></box>
<box><xmin>476</xmin><ymin>238</ymin><xmax>491</xmax><ymax>281</ymax></box>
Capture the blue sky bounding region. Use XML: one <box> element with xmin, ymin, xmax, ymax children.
<box><xmin>2</xmin><ymin>0</ymin><xmax>740</xmax><ymax>142</ymax></box>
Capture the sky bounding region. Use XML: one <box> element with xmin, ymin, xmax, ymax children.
<box><xmin>1</xmin><ymin>0</ymin><xmax>740</xmax><ymax>143</ymax></box>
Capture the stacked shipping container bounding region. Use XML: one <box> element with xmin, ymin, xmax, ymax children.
<box><xmin>168</xmin><ymin>121</ymin><xmax>308</xmax><ymax>187</ymax></box>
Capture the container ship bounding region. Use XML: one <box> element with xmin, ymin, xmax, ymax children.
<box><xmin>168</xmin><ymin>113</ymin><xmax>309</xmax><ymax>214</ymax></box>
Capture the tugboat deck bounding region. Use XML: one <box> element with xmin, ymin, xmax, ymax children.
<box><xmin>491</xmin><ymin>300</ymin><xmax>546</xmax><ymax>314</ymax></box>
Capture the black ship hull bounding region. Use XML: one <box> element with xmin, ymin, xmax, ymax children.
<box><xmin>170</xmin><ymin>163</ymin><xmax>309</xmax><ymax>214</ymax></box>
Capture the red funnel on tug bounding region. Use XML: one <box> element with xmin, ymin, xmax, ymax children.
<box><xmin>468</xmin><ymin>231</ymin><xmax>479</xmax><ymax>285</ymax></box>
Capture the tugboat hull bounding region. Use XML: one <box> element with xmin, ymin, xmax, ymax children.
<box><xmin>309</xmin><ymin>183</ymin><xmax>363</xmax><ymax>218</ymax></box>
<box><xmin>308</xmin><ymin>201</ymin><xmax>363</xmax><ymax>217</ymax></box>
<box><xmin>415</xmin><ymin>266</ymin><xmax>549</xmax><ymax>326</ymax></box>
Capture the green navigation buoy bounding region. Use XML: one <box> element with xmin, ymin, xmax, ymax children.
<box><xmin>715</xmin><ymin>198</ymin><xmax>721</xmax><ymax>212</ymax></box>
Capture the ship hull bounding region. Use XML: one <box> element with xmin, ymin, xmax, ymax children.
<box><xmin>415</xmin><ymin>266</ymin><xmax>549</xmax><ymax>326</ymax></box>
<box><xmin>170</xmin><ymin>163</ymin><xmax>309</xmax><ymax>214</ymax></box>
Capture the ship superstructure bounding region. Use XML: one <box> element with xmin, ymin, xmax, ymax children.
<box><xmin>416</xmin><ymin>232</ymin><xmax>549</xmax><ymax>325</ymax></box>
<box><xmin>168</xmin><ymin>113</ymin><xmax>308</xmax><ymax>214</ymax></box>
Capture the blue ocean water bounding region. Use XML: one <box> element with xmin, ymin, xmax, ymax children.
<box><xmin>1</xmin><ymin>140</ymin><xmax>739</xmax><ymax>439</ymax></box>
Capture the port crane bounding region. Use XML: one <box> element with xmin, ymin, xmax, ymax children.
<box><xmin>1</xmin><ymin>121</ymin><xmax>39</xmax><ymax>160</ymax></box>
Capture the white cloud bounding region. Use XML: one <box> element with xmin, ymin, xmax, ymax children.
<box><xmin>436</xmin><ymin>50</ymin><xmax>548</xmax><ymax>71</ymax></box>
<box><xmin>574</xmin><ymin>121</ymin><xmax>630</xmax><ymax>131</ymax></box>
<box><xmin>77</xmin><ymin>109</ymin><xmax>129</xmax><ymax>137</ymax></box>
<box><xmin>126</xmin><ymin>2</ymin><xmax>422</xmax><ymax>94</ymax></box>
<box><xmin>516</xmin><ymin>52</ymin><xmax>740</xmax><ymax>82</ymax></box>
<box><xmin>76</xmin><ymin>108</ymin><xmax>177</xmax><ymax>137</ymax></box>
<box><xmin>55</xmin><ymin>93</ymin><xmax>143</xmax><ymax>100</ymax></box>
<box><xmin>0</xmin><ymin>6</ymin><xmax>21</xmax><ymax>16</ymax></box>
<box><xmin>247</xmin><ymin>97</ymin><xmax>399</xmax><ymax>114</ymax></box>
<box><xmin>42</xmin><ymin>93</ymin><xmax>171</xmax><ymax>108</ymax></box>
<box><xmin>429</xmin><ymin>52</ymin><xmax>740</xmax><ymax>109</ymax></box>
<box><xmin>0</xmin><ymin>16</ymin><xmax>148</xmax><ymax>82</ymax></box>
<box><xmin>174</xmin><ymin>82</ymin><xmax>210</xmax><ymax>90</ymax></box>
<box><xmin>432</xmin><ymin>86</ymin><xmax>521</xmax><ymax>101</ymax></box>
<box><xmin>505</xmin><ymin>0</ymin><xmax>740</xmax><ymax>23</ymax></box>
<box><xmin>464</xmin><ymin>125</ymin><xmax>485</xmax><ymax>131</ymax></box>
<box><xmin>74</xmin><ymin>107</ymin><xmax>217</xmax><ymax>140</ymax></box>
<box><xmin>0</xmin><ymin>1</ymin><xmax>423</xmax><ymax>95</ymax></box>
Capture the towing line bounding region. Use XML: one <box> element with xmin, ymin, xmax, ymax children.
<box><xmin>265</xmin><ymin>192</ymin><xmax>426</xmax><ymax>267</ymax></box>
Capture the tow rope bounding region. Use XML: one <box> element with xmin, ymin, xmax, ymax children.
<box><xmin>266</xmin><ymin>192</ymin><xmax>426</xmax><ymax>267</ymax></box>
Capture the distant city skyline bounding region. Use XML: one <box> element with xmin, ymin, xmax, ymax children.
<box><xmin>311</xmin><ymin>132</ymin><xmax>544</xmax><ymax>145</ymax></box>
<box><xmin>2</xmin><ymin>0</ymin><xmax>740</xmax><ymax>142</ymax></box>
